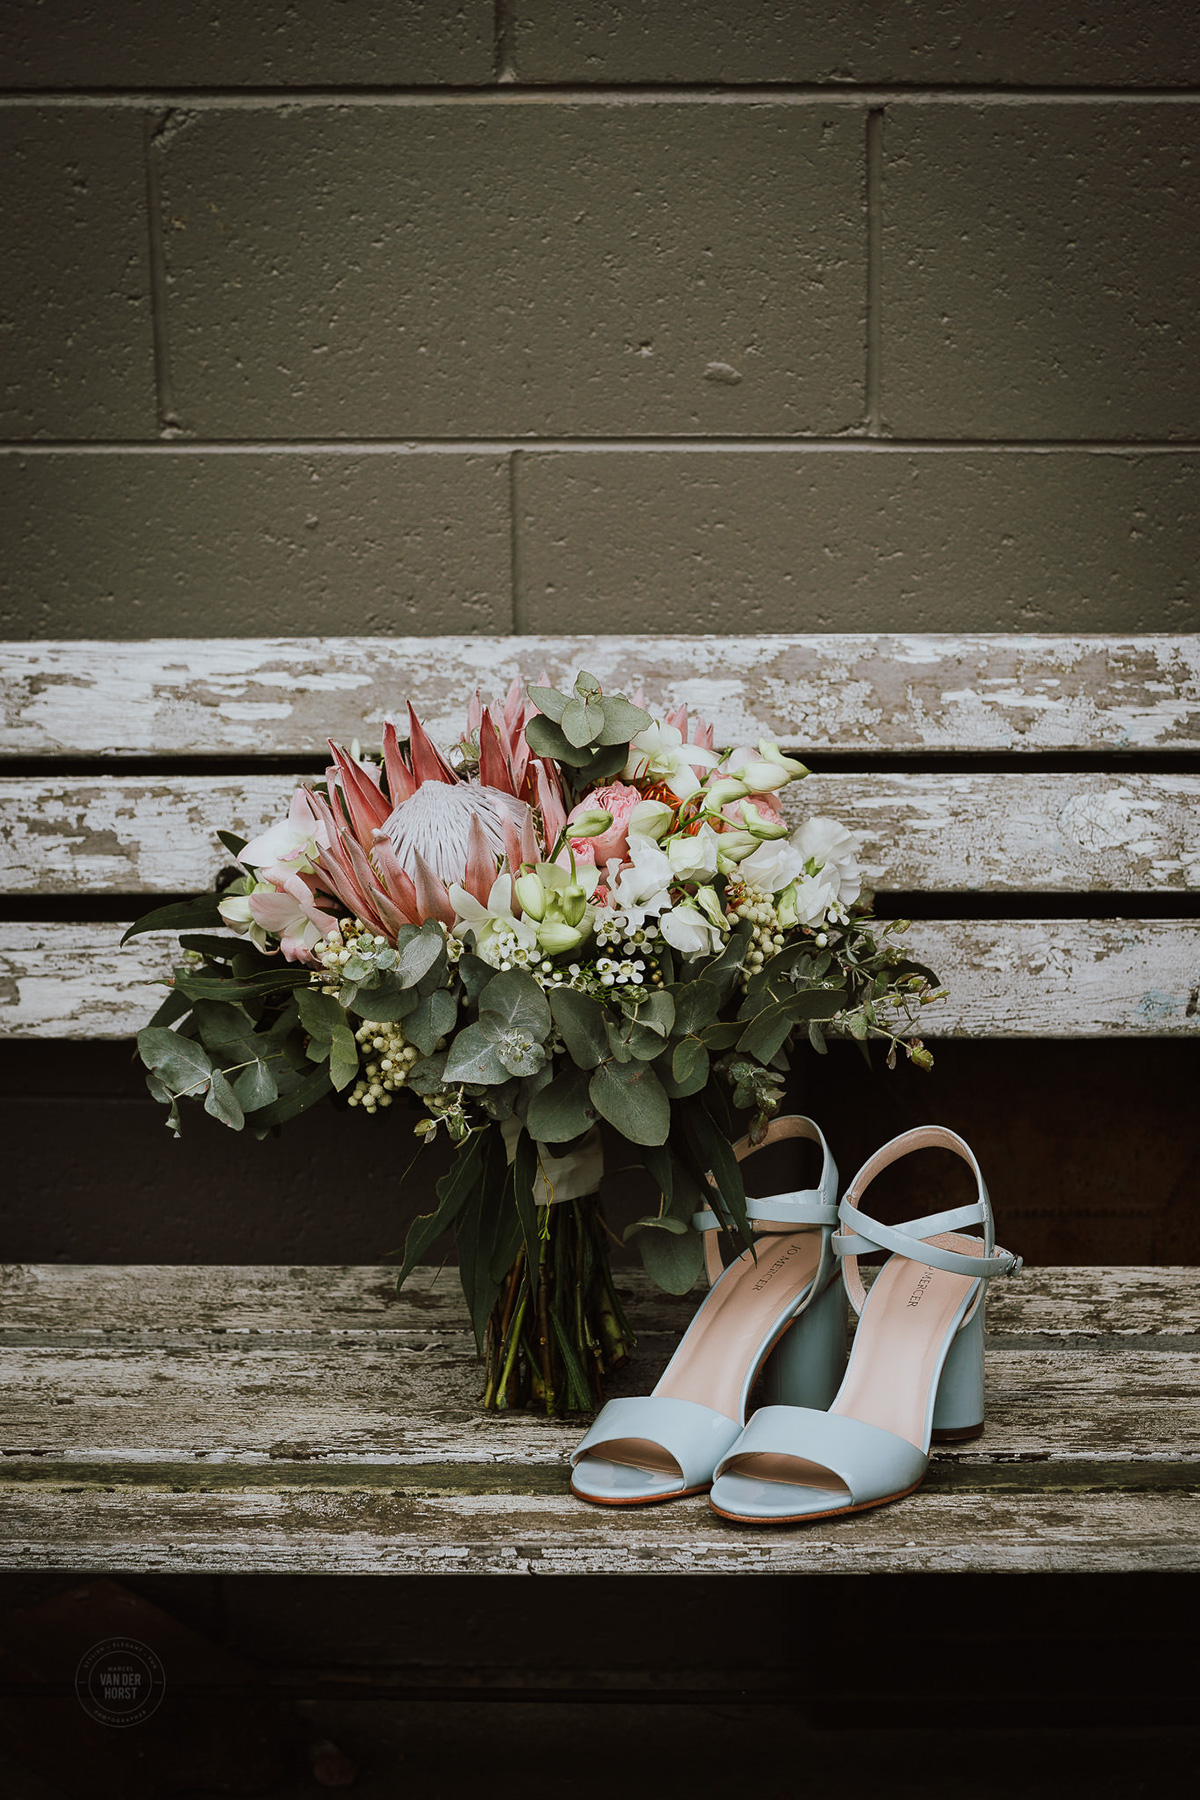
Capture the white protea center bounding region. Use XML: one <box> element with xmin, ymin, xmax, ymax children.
<box><xmin>379</xmin><ymin>783</ymin><xmax>531</xmax><ymax>887</ymax></box>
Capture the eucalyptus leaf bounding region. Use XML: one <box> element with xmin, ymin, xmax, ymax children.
<box><xmin>623</xmin><ymin>1214</ymin><xmax>687</xmax><ymax>1238</ymax></box>
<box><xmin>443</xmin><ymin>1021</ymin><xmax>511</xmax><ymax>1086</ymax></box>
<box><xmin>146</xmin><ymin>987</ymin><xmax>193</xmax><ymax>1030</ymax></box>
<box><xmin>575</xmin><ymin>742</ymin><xmax>629</xmax><ymax>783</ymax></box>
<box><xmin>204</xmin><ymin>1066</ymin><xmax>245</xmax><ymax>1129</ymax></box>
<box><xmin>233</xmin><ymin>1058</ymin><xmax>279</xmax><ymax>1110</ymax></box>
<box><xmin>594</xmin><ymin>694</ymin><xmax>652</xmax><ymax>745</ymax></box>
<box><xmin>145</xmin><ymin>1071</ymin><xmax>182</xmax><ymax>1137</ymax></box>
<box><xmin>735</xmin><ymin>998</ymin><xmax>802</xmax><ymax>1065</ymax></box>
<box><xmin>628</xmin><ymin>988</ymin><xmax>675</xmax><ymax>1038</ymax></box>
<box><xmin>526</xmin><ymin>1064</ymin><xmax>597</xmax><ymax>1142</ymax></box>
<box><xmin>328</xmin><ymin>1023</ymin><xmax>359</xmax><ymax>1091</ymax></box>
<box><xmin>457</xmin><ymin>954</ymin><xmax>494</xmax><ymax>1004</ymax></box>
<box><xmin>526</xmin><ymin>683</ymin><xmax>569</xmax><ymax>724</ymax></box>
<box><xmin>173</xmin><ymin>967</ymin><xmax>310</xmax><ymax>1003</ymax></box>
<box><xmin>297</xmin><ymin>988</ymin><xmax>346</xmax><ymax>1043</ymax></box>
<box><xmin>247</xmin><ymin>1064</ymin><xmax>333</xmax><ymax>1127</ymax></box>
<box><xmin>561</xmin><ymin>695</ymin><xmax>604</xmax><ymax>748</ymax></box>
<box><xmin>523</xmin><ymin>713</ymin><xmax>594</xmax><ymax>767</ymax></box>
<box><xmin>631</xmin><ymin>1221</ymin><xmax>705</xmax><ymax>1294</ymax></box>
<box><xmin>671</xmin><ymin>1036</ymin><xmax>710</xmax><ymax>1094</ymax></box>
<box><xmin>137</xmin><ymin>1027</ymin><xmax>213</xmax><ymax>1096</ymax></box>
<box><xmin>479</xmin><ymin>968</ymin><xmax>552</xmax><ymax>1040</ymax></box>
<box><xmin>669</xmin><ymin>979</ymin><xmax>720</xmax><ymax>1036</ymax></box>
<box><xmin>406</xmin><ymin>1050</ymin><xmax>448</xmax><ymax>1095</ymax></box>
<box><xmin>351</xmin><ymin>975</ymin><xmax>419</xmax><ymax>1023</ymax></box>
<box><xmin>394</xmin><ymin>920</ymin><xmax>448</xmax><ymax>988</ymax></box>
<box><xmin>548</xmin><ymin>987</ymin><xmax>608</xmax><ymax>1068</ymax></box>
<box><xmin>404</xmin><ymin>986</ymin><xmax>458</xmax><ymax>1056</ymax></box>
<box><xmin>589</xmin><ymin>1058</ymin><xmax>670</xmax><ymax>1147</ymax></box>
<box><xmin>177</xmin><ymin>934</ymin><xmax>243</xmax><ymax>960</ymax></box>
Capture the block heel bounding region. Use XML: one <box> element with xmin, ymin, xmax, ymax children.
<box><xmin>758</xmin><ymin>1269</ymin><xmax>847</xmax><ymax>1411</ymax></box>
<box><xmin>930</xmin><ymin>1300</ymin><xmax>986</xmax><ymax>1442</ymax></box>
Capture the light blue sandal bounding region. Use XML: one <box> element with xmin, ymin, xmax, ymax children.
<box><xmin>570</xmin><ymin>1116</ymin><xmax>847</xmax><ymax>1505</ymax></box>
<box><xmin>709</xmin><ymin>1125</ymin><xmax>1021</xmax><ymax>1525</ymax></box>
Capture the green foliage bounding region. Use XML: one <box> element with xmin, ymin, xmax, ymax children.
<box><xmin>296</xmin><ymin>988</ymin><xmax>359</xmax><ymax>1092</ymax></box>
<box><xmin>524</xmin><ymin>671</ymin><xmax>651</xmax><ymax>788</ymax></box>
<box><xmin>122</xmin><ymin>893</ymin><xmax>226</xmax><ymax>944</ymax></box>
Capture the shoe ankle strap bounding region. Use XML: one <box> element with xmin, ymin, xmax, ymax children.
<box><xmin>692</xmin><ymin>1115</ymin><xmax>839</xmax><ymax>1285</ymax></box>
<box><xmin>832</xmin><ymin>1126</ymin><xmax>1021</xmax><ymax>1316</ymax></box>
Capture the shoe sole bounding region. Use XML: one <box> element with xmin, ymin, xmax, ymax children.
<box><xmin>709</xmin><ymin>1475</ymin><xmax>925</xmax><ymax>1527</ymax></box>
<box><xmin>569</xmin><ymin>1481</ymin><xmax>709</xmax><ymax>1507</ymax></box>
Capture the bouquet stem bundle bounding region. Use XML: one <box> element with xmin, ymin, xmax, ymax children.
<box><xmin>482</xmin><ymin>1199</ymin><xmax>634</xmax><ymax>1413</ymax></box>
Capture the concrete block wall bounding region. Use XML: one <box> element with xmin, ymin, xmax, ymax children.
<box><xmin>2</xmin><ymin>2</ymin><xmax>1197</xmax><ymax>637</ymax></box>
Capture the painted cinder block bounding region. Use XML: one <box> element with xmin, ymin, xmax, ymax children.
<box><xmin>1</xmin><ymin>1</ymin><xmax>495</xmax><ymax>88</ymax></box>
<box><xmin>0</xmin><ymin>452</ymin><xmax>511</xmax><ymax>637</ymax></box>
<box><xmin>0</xmin><ymin>110</ymin><xmax>156</xmax><ymax>440</ymax></box>
<box><xmin>512</xmin><ymin>1</ymin><xmax>1198</xmax><ymax>88</ymax></box>
<box><xmin>516</xmin><ymin>450</ymin><xmax>1200</xmax><ymax>634</ymax></box>
<box><xmin>159</xmin><ymin>104</ymin><xmax>864</xmax><ymax>439</ymax></box>
<box><xmin>882</xmin><ymin>105</ymin><xmax>1200</xmax><ymax>440</ymax></box>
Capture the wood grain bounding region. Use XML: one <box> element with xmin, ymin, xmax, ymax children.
<box><xmin>3</xmin><ymin>635</ymin><xmax>1198</xmax><ymax>758</ymax></box>
<box><xmin>2</xmin><ymin>1262</ymin><xmax>1195</xmax><ymax>1341</ymax></box>
<box><xmin>1</xmin><ymin>1484</ymin><xmax>1194</xmax><ymax>1575</ymax></box>
<box><xmin>0</xmin><ymin>1341</ymin><xmax>1193</xmax><ymax>1466</ymax></box>
<box><xmin>1</xmin><ymin>1264</ymin><xmax>1190</xmax><ymax>1575</ymax></box>
<box><xmin>3</xmin><ymin>918</ymin><xmax>1195</xmax><ymax>1038</ymax></box>
<box><xmin>6</xmin><ymin>770</ymin><xmax>1199</xmax><ymax>896</ymax></box>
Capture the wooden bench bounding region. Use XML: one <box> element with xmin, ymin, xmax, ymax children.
<box><xmin>2</xmin><ymin>633</ymin><xmax>1198</xmax><ymax>1573</ymax></box>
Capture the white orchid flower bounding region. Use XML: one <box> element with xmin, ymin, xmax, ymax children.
<box><xmin>449</xmin><ymin>873</ymin><xmax>539</xmax><ymax>955</ymax></box>
<box><xmin>240</xmin><ymin>790</ymin><xmax>326</xmax><ymax>880</ymax></box>
<box><xmin>623</xmin><ymin>720</ymin><xmax>719</xmax><ymax>800</ymax></box>
<box><xmin>508</xmin><ymin>861</ymin><xmax>598</xmax><ymax>955</ymax></box>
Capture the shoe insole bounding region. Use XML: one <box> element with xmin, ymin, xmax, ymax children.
<box><xmin>583</xmin><ymin>1229</ymin><xmax>825</xmax><ymax>1478</ymax></box>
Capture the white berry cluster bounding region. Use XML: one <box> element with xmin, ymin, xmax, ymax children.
<box><xmin>726</xmin><ymin>881</ymin><xmax>787</xmax><ymax>980</ymax></box>
<box><xmin>314</xmin><ymin>919</ymin><xmax>401</xmax><ymax>993</ymax></box>
<box><xmin>346</xmin><ymin>1017</ymin><xmax>421</xmax><ymax>1113</ymax></box>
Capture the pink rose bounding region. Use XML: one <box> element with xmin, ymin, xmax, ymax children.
<box><xmin>565</xmin><ymin>781</ymin><xmax>644</xmax><ymax>866</ymax></box>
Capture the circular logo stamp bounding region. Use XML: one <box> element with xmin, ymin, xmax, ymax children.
<box><xmin>75</xmin><ymin>1637</ymin><xmax>166</xmax><ymax>1727</ymax></box>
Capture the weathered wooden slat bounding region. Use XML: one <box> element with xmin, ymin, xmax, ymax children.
<box><xmin>2</xmin><ymin>918</ymin><xmax>1195</xmax><ymax>1038</ymax></box>
<box><xmin>1</xmin><ymin>1341</ymin><xmax>1193</xmax><ymax>1465</ymax></box>
<box><xmin>1</xmin><ymin>1266</ymin><xmax>1191</xmax><ymax>1574</ymax></box>
<box><xmin>6</xmin><ymin>770</ymin><xmax>1200</xmax><ymax>896</ymax></box>
<box><xmin>1</xmin><ymin>1485</ymin><xmax>1193</xmax><ymax>1575</ymax></box>
<box><xmin>2</xmin><ymin>1263</ymin><xmax>1194</xmax><ymax>1341</ymax></box>
<box><xmin>3</xmin><ymin>636</ymin><xmax>1198</xmax><ymax>758</ymax></box>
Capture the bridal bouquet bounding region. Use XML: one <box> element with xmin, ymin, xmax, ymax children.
<box><xmin>127</xmin><ymin>671</ymin><xmax>941</xmax><ymax>1412</ymax></box>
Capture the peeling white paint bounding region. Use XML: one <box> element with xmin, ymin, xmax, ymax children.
<box><xmin>3</xmin><ymin>636</ymin><xmax>1198</xmax><ymax>756</ymax></box>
